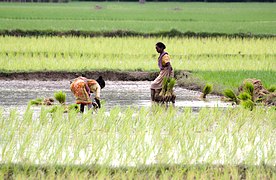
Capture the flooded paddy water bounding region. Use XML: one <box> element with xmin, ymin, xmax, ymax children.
<box><xmin>1</xmin><ymin>80</ymin><xmax>275</xmax><ymax>168</ymax></box>
<box><xmin>0</xmin><ymin>80</ymin><xmax>231</xmax><ymax>115</ymax></box>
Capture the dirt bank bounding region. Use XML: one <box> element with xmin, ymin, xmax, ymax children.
<box><xmin>0</xmin><ymin>70</ymin><xmax>204</xmax><ymax>93</ymax></box>
<box><xmin>0</xmin><ymin>71</ymin><xmax>159</xmax><ymax>81</ymax></box>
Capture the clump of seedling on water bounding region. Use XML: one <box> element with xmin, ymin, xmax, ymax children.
<box><xmin>54</xmin><ymin>91</ymin><xmax>66</xmax><ymax>105</ymax></box>
<box><xmin>201</xmin><ymin>84</ymin><xmax>213</xmax><ymax>99</ymax></box>
<box><xmin>223</xmin><ymin>81</ymin><xmax>256</xmax><ymax>110</ymax></box>
<box><xmin>223</xmin><ymin>89</ymin><xmax>238</xmax><ymax>104</ymax></box>
<box><xmin>29</xmin><ymin>98</ymin><xmax>43</xmax><ymax>105</ymax></box>
<box><xmin>29</xmin><ymin>97</ymin><xmax>54</xmax><ymax>106</ymax></box>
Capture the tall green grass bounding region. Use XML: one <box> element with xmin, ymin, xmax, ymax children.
<box><xmin>0</xmin><ymin>106</ymin><xmax>275</xmax><ymax>178</ymax></box>
<box><xmin>0</xmin><ymin>2</ymin><xmax>275</xmax><ymax>34</ymax></box>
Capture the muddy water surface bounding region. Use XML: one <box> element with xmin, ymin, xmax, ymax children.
<box><xmin>0</xmin><ymin>80</ymin><xmax>231</xmax><ymax>114</ymax></box>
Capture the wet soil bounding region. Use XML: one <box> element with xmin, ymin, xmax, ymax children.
<box><xmin>0</xmin><ymin>71</ymin><xmax>159</xmax><ymax>81</ymax></box>
<box><xmin>0</xmin><ymin>71</ymin><xmax>231</xmax><ymax>115</ymax></box>
<box><xmin>0</xmin><ymin>79</ymin><xmax>230</xmax><ymax>115</ymax></box>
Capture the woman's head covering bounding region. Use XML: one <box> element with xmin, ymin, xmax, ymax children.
<box><xmin>96</xmin><ymin>76</ymin><xmax>105</xmax><ymax>89</ymax></box>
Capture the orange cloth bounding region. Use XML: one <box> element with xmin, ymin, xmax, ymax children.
<box><xmin>70</xmin><ymin>77</ymin><xmax>97</xmax><ymax>104</ymax></box>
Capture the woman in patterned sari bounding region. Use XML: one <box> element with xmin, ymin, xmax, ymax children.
<box><xmin>70</xmin><ymin>76</ymin><xmax>105</xmax><ymax>113</ymax></box>
<box><xmin>150</xmin><ymin>42</ymin><xmax>174</xmax><ymax>102</ymax></box>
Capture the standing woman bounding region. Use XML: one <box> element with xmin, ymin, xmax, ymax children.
<box><xmin>150</xmin><ymin>42</ymin><xmax>174</xmax><ymax>102</ymax></box>
<box><xmin>70</xmin><ymin>76</ymin><xmax>105</xmax><ymax>113</ymax></box>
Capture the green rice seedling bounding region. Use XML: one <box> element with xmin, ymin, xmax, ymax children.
<box><xmin>238</xmin><ymin>92</ymin><xmax>252</xmax><ymax>101</ymax></box>
<box><xmin>165</xmin><ymin>77</ymin><xmax>176</xmax><ymax>102</ymax></box>
<box><xmin>241</xmin><ymin>99</ymin><xmax>254</xmax><ymax>111</ymax></box>
<box><xmin>49</xmin><ymin>105</ymin><xmax>59</xmax><ymax>113</ymax></box>
<box><xmin>1</xmin><ymin>105</ymin><xmax>276</xmax><ymax>177</ymax></box>
<box><xmin>223</xmin><ymin>89</ymin><xmax>238</xmax><ymax>104</ymax></box>
<box><xmin>54</xmin><ymin>91</ymin><xmax>66</xmax><ymax>105</ymax></box>
<box><xmin>243</xmin><ymin>82</ymin><xmax>254</xmax><ymax>100</ymax></box>
<box><xmin>201</xmin><ymin>84</ymin><xmax>213</xmax><ymax>99</ymax></box>
<box><xmin>29</xmin><ymin>98</ymin><xmax>43</xmax><ymax>106</ymax></box>
<box><xmin>68</xmin><ymin>104</ymin><xmax>80</xmax><ymax>112</ymax></box>
<box><xmin>159</xmin><ymin>77</ymin><xmax>169</xmax><ymax>97</ymax></box>
<box><xmin>268</xmin><ymin>85</ymin><xmax>276</xmax><ymax>92</ymax></box>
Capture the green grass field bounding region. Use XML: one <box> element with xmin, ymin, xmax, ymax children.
<box><xmin>0</xmin><ymin>2</ymin><xmax>276</xmax><ymax>34</ymax></box>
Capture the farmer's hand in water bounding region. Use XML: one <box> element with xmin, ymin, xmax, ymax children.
<box><xmin>95</xmin><ymin>98</ymin><xmax>101</xmax><ymax>108</ymax></box>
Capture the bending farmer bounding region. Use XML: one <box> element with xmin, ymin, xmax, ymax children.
<box><xmin>70</xmin><ymin>76</ymin><xmax>105</xmax><ymax>113</ymax></box>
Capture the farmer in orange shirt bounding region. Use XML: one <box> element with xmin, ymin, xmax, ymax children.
<box><xmin>70</xmin><ymin>76</ymin><xmax>105</xmax><ymax>113</ymax></box>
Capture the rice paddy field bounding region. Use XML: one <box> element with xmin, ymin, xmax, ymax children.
<box><xmin>1</xmin><ymin>106</ymin><xmax>276</xmax><ymax>178</ymax></box>
<box><xmin>0</xmin><ymin>1</ymin><xmax>276</xmax><ymax>179</ymax></box>
<box><xmin>0</xmin><ymin>2</ymin><xmax>276</xmax><ymax>34</ymax></box>
<box><xmin>0</xmin><ymin>36</ymin><xmax>275</xmax><ymax>91</ymax></box>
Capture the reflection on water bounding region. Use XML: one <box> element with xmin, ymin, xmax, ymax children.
<box><xmin>0</xmin><ymin>80</ymin><xmax>231</xmax><ymax>114</ymax></box>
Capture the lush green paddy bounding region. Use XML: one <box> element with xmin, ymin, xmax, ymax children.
<box><xmin>0</xmin><ymin>36</ymin><xmax>275</xmax><ymax>91</ymax></box>
<box><xmin>0</xmin><ymin>106</ymin><xmax>276</xmax><ymax>179</ymax></box>
<box><xmin>0</xmin><ymin>2</ymin><xmax>275</xmax><ymax>34</ymax></box>
<box><xmin>0</xmin><ymin>2</ymin><xmax>275</xmax><ymax>178</ymax></box>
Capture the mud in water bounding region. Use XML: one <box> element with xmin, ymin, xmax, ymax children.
<box><xmin>0</xmin><ymin>80</ymin><xmax>231</xmax><ymax>114</ymax></box>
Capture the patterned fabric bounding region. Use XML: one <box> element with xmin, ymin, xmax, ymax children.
<box><xmin>70</xmin><ymin>77</ymin><xmax>97</xmax><ymax>104</ymax></box>
<box><xmin>150</xmin><ymin>66</ymin><xmax>174</xmax><ymax>90</ymax></box>
<box><xmin>88</xmin><ymin>80</ymin><xmax>101</xmax><ymax>99</ymax></box>
<box><xmin>158</xmin><ymin>51</ymin><xmax>168</xmax><ymax>70</ymax></box>
<box><xmin>151</xmin><ymin>52</ymin><xmax>174</xmax><ymax>90</ymax></box>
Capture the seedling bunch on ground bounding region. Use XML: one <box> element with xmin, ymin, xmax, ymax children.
<box><xmin>223</xmin><ymin>79</ymin><xmax>276</xmax><ymax>110</ymax></box>
<box><xmin>54</xmin><ymin>90</ymin><xmax>66</xmax><ymax>105</ymax></box>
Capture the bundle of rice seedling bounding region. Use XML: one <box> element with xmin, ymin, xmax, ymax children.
<box><xmin>54</xmin><ymin>91</ymin><xmax>66</xmax><ymax>104</ymax></box>
<box><xmin>159</xmin><ymin>77</ymin><xmax>169</xmax><ymax>97</ymax></box>
<box><xmin>244</xmin><ymin>82</ymin><xmax>254</xmax><ymax>100</ymax></box>
<box><xmin>238</xmin><ymin>92</ymin><xmax>252</xmax><ymax>101</ymax></box>
<box><xmin>223</xmin><ymin>89</ymin><xmax>238</xmax><ymax>104</ymax></box>
<box><xmin>29</xmin><ymin>98</ymin><xmax>43</xmax><ymax>106</ymax></box>
<box><xmin>165</xmin><ymin>78</ymin><xmax>176</xmax><ymax>101</ymax></box>
<box><xmin>202</xmin><ymin>84</ymin><xmax>213</xmax><ymax>99</ymax></box>
<box><xmin>241</xmin><ymin>99</ymin><xmax>254</xmax><ymax>111</ymax></box>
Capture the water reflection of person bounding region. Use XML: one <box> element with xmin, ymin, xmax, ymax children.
<box><xmin>150</xmin><ymin>42</ymin><xmax>174</xmax><ymax>102</ymax></box>
<box><xmin>70</xmin><ymin>76</ymin><xmax>105</xmax><ymax>113</ymax></box>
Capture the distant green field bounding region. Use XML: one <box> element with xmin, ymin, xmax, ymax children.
<box><xmin>0</xmin><ymin>2</ymin><xmax>275</xmax><ymax>34</ymax></box>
